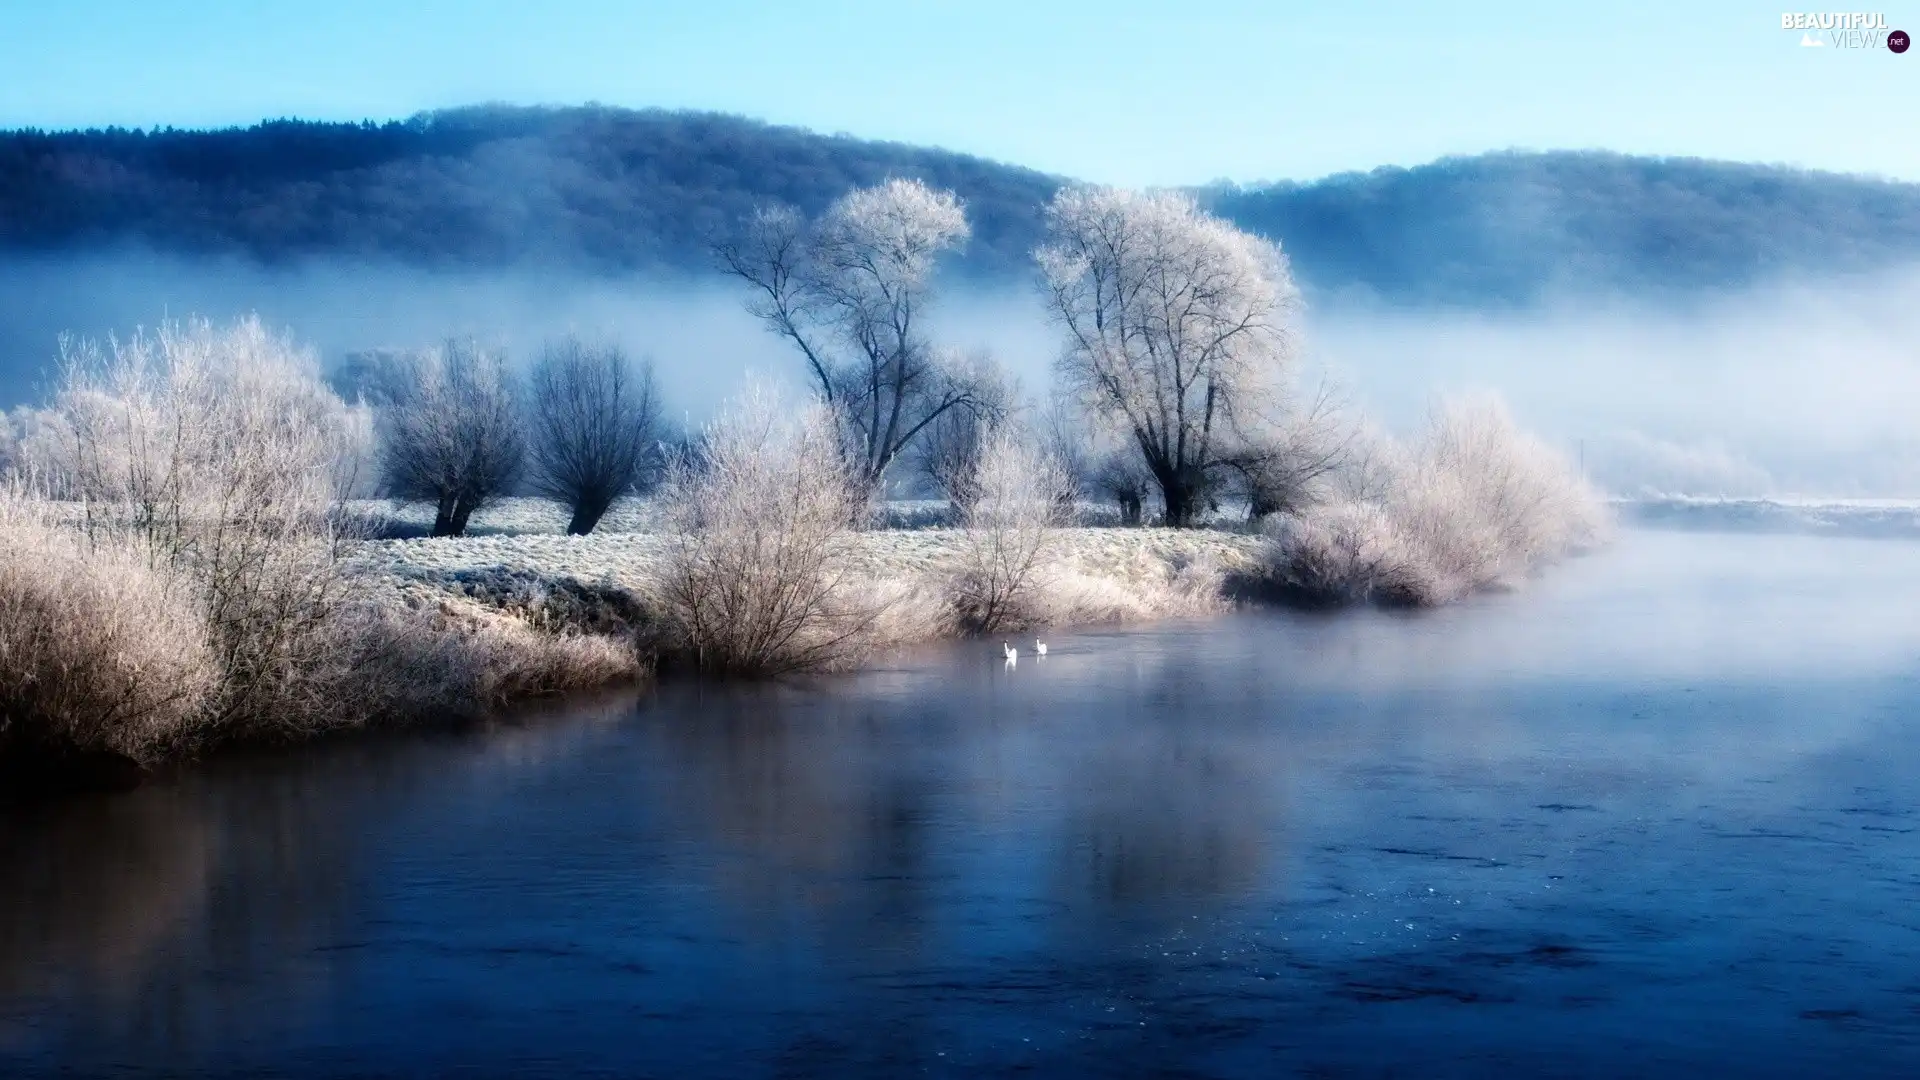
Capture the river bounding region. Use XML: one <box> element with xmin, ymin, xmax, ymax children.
<box><xmin>4</xmin><ymin>529</ymin><xmax>1920</xmax><ymax>1076</ymax></box>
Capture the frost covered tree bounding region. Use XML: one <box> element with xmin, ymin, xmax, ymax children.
<box><xmin>43</xmin><ymin>316</ymin><xmax>371</xmax><ymax>735</ymax></box>
<box><xmin>528</xmin><ymin>337</ymin><xmax>662</xmax><ymax>535</ymax></box>
<box><xmin>1226</xmin><ymin>381</ymin><xmax>1351</xmax><ymax>522</ymax></box>
<box><xmin>1037</xmin><ymin>188</ymin><xmax>1302</xmax><ymax>526</ymax></box>
<box><xmin>377</xmin><ymin>339</ymin><xmax>525</xmax><ymax>537</ymax></box>
<box><xmin>911</xmin><ymin>351</ymin><xmax>1017</xmax><ymax>511</ymax></box>
<box><xmin>948</xmin><ymin>428</ymin><xmax>1071</xmax><ymax>633</ymax></box>
<box><xmin>719</xmin><ymin>178</ymin><xmax>992</xmax><ymax>491</ymax></box>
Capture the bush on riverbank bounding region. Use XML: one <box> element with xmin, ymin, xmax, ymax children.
<box><xmin>0</xmin><ymin>499</ymin><xmax>218</xmax><ymax>762</ymax></box>
<box><xmin>317</xmin><ymin>596</ymin><xmax>645</xmax><ymax>725</ymax></box>
<box><xmin>945</xmin><ymin>430</ymin><xmax>1072</xmax><ymax>633</ymax></box>
<box><xmin>1256</xmin><ymin>397</ymin><xmax>1607</xmax><ymax>607</ymax></box>
<box><xmin>0</xmin><ymin>318</ymin><xmax>644</xmax><ymax>774</ymax></box>
<box><xmin>652</xmin><ymin>391</ymin><xmax>903</xmax><ymax>675</ymax></box>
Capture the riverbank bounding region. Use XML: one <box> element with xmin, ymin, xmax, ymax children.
<box><xmin>0</xmin><ymin>509</ymin><xmax>1263</xmax><ymax>793</ymax></box>
<box><xmin>1617</xmin><ymin>496</ymin><xmax>1920</xmax><ymax>540</ymax></box>
<box><xmin>3</xmin><ymin>382</ymin><xmax>1606</xmax><ymax>777</ymax></box>
<box><xmin>1</xmin><ymin>466</ymin><xmax>1602</xmax><ymax>783</ymax></box>
<box><xmin>350</xmin><ymin>519</ymin><xmax>1265</xmax><ymax>668</ymax></box>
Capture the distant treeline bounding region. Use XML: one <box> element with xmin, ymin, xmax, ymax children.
<box><xmin>1210</xmin><ymin>153</ymin><xmax>1920</xmax><ymax>302</ymax></box>
<box><xmin>3</xmin><ymin>105</ymin><xmax>1918</xmax><ymax>304</ymax></box>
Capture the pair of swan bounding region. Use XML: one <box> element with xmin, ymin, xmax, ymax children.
<box><xmin>1002</xmin><ymin>640</ymin><xmax>1046</xmax><ymax>662</ymax></box>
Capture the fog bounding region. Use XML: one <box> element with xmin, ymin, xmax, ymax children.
<box><xmin>2</xmin><ymin>252</ymin><xmax>1915</xmax><ymax>497</ymax></box>
<box><xmin>1310</xmin><ymin>269</ymin><xmax>1920</xmax><ymax>497</ymax></box>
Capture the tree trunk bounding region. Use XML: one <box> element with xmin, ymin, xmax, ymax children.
<box><xmin>566</xmin><ymin>495</ymin><xmax>612</xmax><ymax>536</ymax></box>
<box><xmin>446</xmin><ymin>495</ymin><xmax>479</xmax><ymax>537</ymax></box>
<box><xmin>431</xmin><ymin>493</ymin><xmax>459</xmax><ymax>537</ymax></box>
<box><xmin>1159</xmin><ymin>474</ymin><xmax>1201</xmax><ymax>528</ymax></box>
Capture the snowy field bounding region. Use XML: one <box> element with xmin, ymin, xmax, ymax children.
<box><xmin>351</xmin><ymin>521</ymin><xmax>1262</xmax><ymax>600</ymax></box>
<box><xmin>351</xmin><ymin>496</ymin><xmax>1186</xmax><ymax>538</ymax></box>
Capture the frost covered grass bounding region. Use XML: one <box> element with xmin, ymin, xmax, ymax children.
<box><xmin>355</xmin><ymin>524</ymin><xmax>1257</xmax><ymax>666</ymax></box>
<box><xmin>352</xmin><ymin>495</ymin><xmax>660</xmax><ymax>538</ymax></box>
<box><xmin>358</xmin><ymin>527</ymin><xmax>1256</xmax><ymax>617</ymax></box>
<box><xmin>0</xmin><ymin>498</ymin><xmax>219</xmax><ymax>764</ymax></box>
<box><xmin>350</xmin><ymin>397</ymin><xmax>1257</xmax><ymax>661</ymax></box>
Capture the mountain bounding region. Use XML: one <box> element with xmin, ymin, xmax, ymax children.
<box><xmin>1208</xmin><ymin>152</ymin><xmax>1920</xmax><ymax>303</ymax></box>
<box><xmin>3</xmin><ymin>105</ymin><xmax>1919</xmax><ymax>304</ymax></box>
<box><xmin>0</xmin><ymin>105</ymin><xmax>1058</xmax><ymax>277</ymax></box>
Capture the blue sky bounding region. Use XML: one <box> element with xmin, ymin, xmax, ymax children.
<box><xmin>0</xmin><ymin>1</ymin><xmax>1913</xmax><ymax>185</ymax></box>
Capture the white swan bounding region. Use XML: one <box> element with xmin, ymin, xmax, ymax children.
<box><xmin>1034</xmin><ymin>639</ymin><xmax>1048</xmax><ymax>657</ymax></box>
<box><xmin>1002</xmin><ymin>641</ymin><xmax>1018</xmax><ymax>662</ymax></box>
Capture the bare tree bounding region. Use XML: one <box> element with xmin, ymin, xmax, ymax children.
<box><xmin>1226</xmin><ymin>380</ymin><xmax>1352</xmax><ymax>523</ymax></box>
<box><xmin>377</xmin><ymin>339</ymin><xmax>525</xmax><ymax>537</ymax></box>
<box><xmin>528</xmin><ymin>337</ymin><xmax>662</xmax><ymax>535</ymax></box>
<box><xmin>1092</xmin><ymin>449</ymin><xmax>1155</xmax><ymax>526</ymax></box>
<box><xmin>718</xmin><ymin>178</ymin><xmax>986</xmax><ymax>492</ymax></box>
<box><xmin>1037</xmin><ymin>187</ymin><xmax>1302</xmax><ymax>527</ymax></box>
<box><xmin>911</xmin><ymin>351</ymin><xmax>1016</xmax><ymax>510</ymax></box>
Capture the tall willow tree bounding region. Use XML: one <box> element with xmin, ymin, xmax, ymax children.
<box><xmin>719</xmin><ymin>178</ymin><xmax>992</xmax><ymax>493</ymax></box>
<box><xmin>1037</xmin><ymin>188</ymin><xmax>1302</xmax><ymax>526</ymax></box>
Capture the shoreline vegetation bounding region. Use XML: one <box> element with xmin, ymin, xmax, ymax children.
<box><xmin>0</xmin><ymin>181</ymin><xmax>1608</xmax><ymax>788</ymax></box>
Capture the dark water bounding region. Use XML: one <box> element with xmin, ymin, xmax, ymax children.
<box><xmin>6</xmin><ymin>531</ymin><xmax>1920</xmax><ymax>1077</ymax></box>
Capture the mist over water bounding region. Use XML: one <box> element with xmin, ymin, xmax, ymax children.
<box><xmin>1310</xmin><ymin>269</ymin><xmax>1920</xmax><ymax>496</ymax></box>
<box><xmin>3</xmin><ymin>253</ymin><xmax>1916</xmax><ymax>495</ymax></box>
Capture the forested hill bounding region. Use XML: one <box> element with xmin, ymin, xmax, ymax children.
<box><xmin>1208</xmin><ymin>153</ymin><xmax>1920</xmax><ymax>303</ymax></box>
<box><xmin>0</xmin><ymin>106</ymin><xmax>1061</xmax><ymax>276</ymax></box>
<box><xmin>4</xmin><ymin>105</ymin><xmax>1918</xmax><ymax>304</ymax></box>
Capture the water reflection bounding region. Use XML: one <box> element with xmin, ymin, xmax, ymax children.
<box><xmin>0</xmin><ymin>792</ymin><xmax>214</xmax><ymax>1017</ymax></box>
<box><xmin>3</xmin><ymin>531</ymin><xmax>1920</xmax><ymax>1076</ymax></box>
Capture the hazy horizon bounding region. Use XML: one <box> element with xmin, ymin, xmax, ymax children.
<box><xmin>5</xmin><ymin>248</ymin><xmax>1914</xmax><ymax>499</ymax></box>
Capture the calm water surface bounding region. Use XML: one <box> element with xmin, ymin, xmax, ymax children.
<box><xmin>5</xmin><ymin>530</ymin><xmax>1920</xmax><ymax>1077</ymax></box>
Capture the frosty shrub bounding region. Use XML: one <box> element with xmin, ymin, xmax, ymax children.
<box><xmin>50</xmin><ymin>316</ymin><xmax>375</xmax><ymax>735</ymax></box>
<box><xmin>654</xmin><ymin>389</ymin><xmax>890</xmax><ymax>674</ymax></box>
<box><xmin>311</xmin><ymin>597</ymin><xmax>644</xmax><ymax>726</ymax></box>
<box><xmin>0</xmin><ymin>492</ymin><xmax>219</xmax><ymax>764</ymax></box>
<box><xmin>946</xmin><ymin>429</ymin><xmax>1072</xmax><ymax>633</ymax></box>
<box><xmin>1262</xmin><ymin>396</ymin><xmax>1607</xmax><ymax>607</ymax></box>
